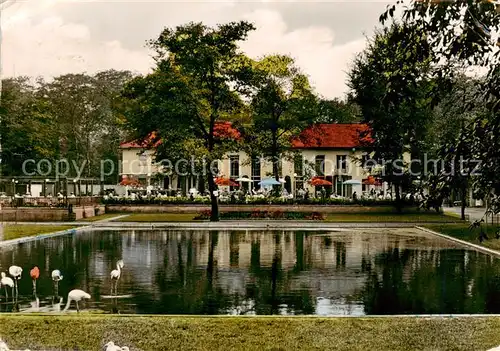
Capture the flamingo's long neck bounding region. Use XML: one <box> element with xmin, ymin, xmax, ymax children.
<box><xmin>63</xmin><ymin>296</ymin><xmax>72</xmax><ymax>311</ymax></box>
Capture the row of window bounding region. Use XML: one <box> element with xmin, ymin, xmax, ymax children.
<box><xmin>228</xmin><ymin>155</ymin><xmax>352</xmax><ymax>178</ymax></box>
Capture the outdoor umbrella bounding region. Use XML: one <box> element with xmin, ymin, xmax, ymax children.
<box><xmin>258</xmin><ymin>178</ymin><xmax>281</xmax><ymax>186</ymax></box>
<box><xmin>362</xmin><ymin>176</ymin><xmax>382</xmax><ymax>186</ymax></box>
<box><xmin>215</xmin><ymin>177</ymin><xmax>239</xmax><ymax>187</ymax></box>
<box><xmin>235</xmin><ymin>177</ymin><xmax>253</xmax><ymax>182</ymax></box>
<box><xmin>310</xmin><ymin>177</ymin><xmax>333</xmax><ymax>186</ymax></box>
<box><xmin>343</xmin><ymin>179</ymin><xmax>362</xmax><ymax>185</ymax></box>
<box><xmin>119</xmin><ymin>178</ymin><xmax>141</xmax><ymax>187</ymax></box>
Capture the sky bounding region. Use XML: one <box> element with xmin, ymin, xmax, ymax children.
<box><xmin>2</xmin><ymin>0</ymin><xmax>394</xmax><ymax>99</ymax></box>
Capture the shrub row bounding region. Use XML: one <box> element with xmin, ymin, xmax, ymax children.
<box><xmin>103</xmin><ymin>196</ymin><xmax>406</xmax><ymax>207</ymax></box>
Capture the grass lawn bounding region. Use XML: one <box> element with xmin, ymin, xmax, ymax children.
<box><xmin>2</xmin><ymin>224</ymin><xmax>78</xmax><ymax>241</ymax></box>
<box><xmin>424</xmin><ymin>223</ymin><xmax>500</xmax><ymax>250</ymax></box>
<box><xmin>80</xmin><ymin>213</ymin><xmax>126</xmax><ymax>222</ymax></box>
<box><xmin>0</xmin><ymin>315</ymin><xmax>500</xmax><ymax>350</ymax></box>
<box><xmin>325</xmin><ymin>212</ymin><xmax>459</xmax><ymax>223</ymax></box>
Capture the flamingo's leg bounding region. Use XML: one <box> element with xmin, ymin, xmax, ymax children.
<box><xmin>76</xmin><ymin>301</ymin><xmax>80</xmax><ymax>313</ymax></box>
<box><xmin>4</xmin><ymin>287</ymin><xmax>7</xmax><ymax>299</ymax></box>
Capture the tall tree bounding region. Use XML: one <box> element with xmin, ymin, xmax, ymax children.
<box><xmin>382</xmin><ymin>0</ymin><xmax>500</xmax><ymax>218</ymax></box>
<box><xmin>122</xmin><ymin>21</ymin><xmax>256</xmax><ymax>221</ymax></box>
<box><xmin>0</xmin><ymin>77</ymin><xmax>57</xmax><ymax>178</ymax></box>
<box><xmin>245</xmin><ymin>55</ymin><xmax>317</xmax><ymax>184</ymax></box>
<box><xmin>36</xmin><ymin>71</ymin><xmax>133</xmax><ymax>180</ymax></box>
<box><xmin>313</xmin><ymin>97</ymin><xmax>361</xmax><ymax>123</ymax></box>
<box><xmin>348</xmin><ymin>22</ymin><xmax>436</xmax><ymax>210</ymax></box>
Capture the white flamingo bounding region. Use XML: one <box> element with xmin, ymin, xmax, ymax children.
<box><xmin>8</xmin><ymin>266</ymin><xmax>22</xmax><ymax>297</ymax></box>
<box><xmin>110</xmin><ymin>260</ymin><xmax>124</xmax><ymax>295</ymax></box>
<box><xmin>104</xmin><ymin>342</ymin><xmax>122</xmax><ymax>351</ymax></box>
<box><xmin>63</xmin><ymin>289</ymin><xmax>91</xmax><ymax>313</ymax></box>
<box><xmin>51</xmin><ymin>269</ymin><xmax>63</xmax><ymax>295</ymax></box>
<box><xmin>0</xmin><ymin>338</ymin><xmax>8</xmax><ymax>351</ymax></box>
<box><xmin>0</xmin><ymin>273</ymin><xmax>14</xmax><ymax>299</ymax></box>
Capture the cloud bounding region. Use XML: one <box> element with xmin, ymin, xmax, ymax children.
<box><xmin>240</xmin><ymin>9</ymin><xmax>366</xmax><ymax>98</ymax></box>
<box><xmin>2</xmin><ymin>1</ymin><xmax>368</xmax><ymax>99</ymax></box>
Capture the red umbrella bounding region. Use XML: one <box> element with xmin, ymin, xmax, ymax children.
<box><xmin>310</xmin><ymin>177</ymin><xmax>333</xmax><ymax>186</ymax></box>
<box><xmin>215</xmin><ymin>177</ymin><xmax>239</xmax><ymax>187</ymax></box>
<box><xmin>363</xmin><ymin>176</ymin><xmax>382</xmax><ymax>186</ymax></box>
<box><xmin>120</xmin><ymin>177</ymin><xmax>142</xmax><ymax>187</ymax></box>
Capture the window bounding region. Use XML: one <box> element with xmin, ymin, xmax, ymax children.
<box><xmin>362</xmin><ymin>154</ymin><xmax>375</xmax><ymax>172</ymax></box>
<box><xmin>337</xmin><ymin>155</ymin><xmax>347</xmax><ymax>171</ymax></box>
<box><xmin>139</xmin><ymin>152</ymin><xmax>147</xmax><ymax>165</ymax></box>
<box><xmin>230</xmin><ymin>155</ymin><xmax>239</xmax><ymax>178</ymax></box>
<box><xmin>294</xmin><ymin>155</ymin><xmax>303</xmax><ymax>176</ymax></box>
<box><xmin>315</xmin><ymin>155</ymin><xmax>325</xmax><ymax>177</ymax></box>
<box><xmin>251</xmin><ymin>157</ymin><xmax>261</xmax><ymax>190</ymax></box>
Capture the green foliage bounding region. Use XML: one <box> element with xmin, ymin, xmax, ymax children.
<box><xmin>121</xmin><ymin>21</ymin><xmax>258</xmax><ymax>221</ymax></box>
<box><xmin>313</xmin><ymin>98</ymin><xmax>361</xmax><ymax>123</ymax></box>
<box><xmin>349</xmin><ymin>22</ymin><xmax>437</xmax><ymax>208</ymax></box>
<box><xmin>0</xmin><ymin>71</ymin><xmax>132</xmax><ymax>182</ymax></box>
<box><xmin>382</xmin><ymin>0</ymin><xmax>500</xmax><ymax>215</ymax></box>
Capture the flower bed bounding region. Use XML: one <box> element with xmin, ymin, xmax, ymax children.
<box><xmin>193</xmin><ymin>210</ymin><xmax>326</xmax><ymax>220</ymax></box>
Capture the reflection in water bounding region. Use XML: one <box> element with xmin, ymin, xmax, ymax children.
<box><xmin>0</xmin><ymin>228</ymin><xmax>500</xmax><ymax>315</ymax></box>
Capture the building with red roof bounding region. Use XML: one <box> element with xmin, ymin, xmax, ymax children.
<box><xmin>119</xmin><ymin>123</ymin><xmax>386</xmax><ymax>198</ymax></box>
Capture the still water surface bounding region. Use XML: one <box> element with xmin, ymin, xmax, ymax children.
<box><xmin>0</xmin><ymin>228</ymin><xmax>500</xmax><ymax>315</ymax></box>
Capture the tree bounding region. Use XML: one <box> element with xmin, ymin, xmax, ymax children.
<box><xmin>382</xmin><ymin>0</ymin><xmax>500</xmax><ymax>218</ymax></box>
<box><xmin>40</xmin><ymin>71</ymin><xmax>133</xmax><ymax>180</ymax></box>
<box><xmin>423</xmin><ymin>74</ymin><xmax>484</xmax><ymax>219</ymax></box>
<box><xmin>313</xmin><ymin>97</ymin><xmax>361</xmax><ymax>124</ymax></box>
<box><xmin>121</xmin><ymin>21</ymin><xmax>256</xmax><ymax>221</ymax></box>
<box><xmin>348</xmin><ymin>22</ymin><xmax>436</xmax><ymax>210</ymax></box>
<box><xmin>0</xmin><ymin>77</ymin><xmax>58</xmax><ymax>178</ymax></box>
<box><xmin>244</xmin><ymin>55</ymin><xmax>317</xmax><ymax>186</ymax></box>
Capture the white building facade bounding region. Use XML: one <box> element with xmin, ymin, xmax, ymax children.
<box><xmin>119</xmin><ymin>123</ymin><xmax>397</xmax><ymax>198</ymax></box>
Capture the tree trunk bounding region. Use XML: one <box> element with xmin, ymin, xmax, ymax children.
<box><xmin>394</xmin><ymin>181</ymin><xmax>402</xmax><ymax>213</ymax></box>
<box><xmin>271</xmin><ymin>131</ymin><xmax>280</xmax><ymax>196</ymax></box>
<box><xmin>461</xmin><ymin>184</ymin><xmax>467</xmax><ymax>221</ymax></box>
<box><xmin>206</xmin><ymin>165</ymin><xmax>219</xmax><ymax>222</ymax></box>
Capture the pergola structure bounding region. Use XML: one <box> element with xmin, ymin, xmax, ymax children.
<box><xmin>0</xmin><ymin>176</ymin><xmax>104</xmax><ymax>197</ymax></box>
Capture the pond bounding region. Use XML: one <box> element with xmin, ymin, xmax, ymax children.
<box><xmin>0</xmin><ymin>228</ymin><xmax>500</xmax><ymax>315</ymax></box>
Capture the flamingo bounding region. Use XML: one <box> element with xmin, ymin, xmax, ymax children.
<box><xmin>63</xmin><ymin>289</ymin><xmax>91</xmax><ymax>313</ymax></box>
<box><xmin>0</xmin><ymin>338</ymin><xmax>9</xmax><ymax>351</ymax></box>
<box><xmin>104</xmin><ymin>342</ymin><xmax>122</xmax><ymax>351</ymax></box>
<box><xmin>51</xmin><ymin>269</ymin><xmax>63</xmax><ymax>296</ymax></box>
<box><xmin>110</xmin><ymin>260</ymin><xmax>124</xmax><ymax>295</ymax></box>
<box><xmin>8</xmin><ymin>265</ymin><xmax>22</xmax><ymax>297</ymax></box>
<box><xmin>30</xmin><ymin>266</ymin><xmax>40</xmax><ymax>294</ymax></box>
<box><xmin>0</xmin><ymin>273</ymin><xmax>14</xmax><ymax>299</ymax></box>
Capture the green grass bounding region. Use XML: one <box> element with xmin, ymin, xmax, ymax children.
<box><xmin>424</xmin><ymin>223</ymin><xmax>500</xmax><ymax>250</ymax></box>
<box><xmin>80</xmin><ymin>213</ymin><xmax>126</xmax><ymax>222</ymax></box>
<box><xmin>2</xmin><ymin>224</ymin><xmax>78</xmax><ymax>241</ymax></box>
<box><xmin>0</xmin><ymin>315</ymin><xmax>500</xmax><ymax>350</ymax></box>
<box><xmin>115</xmin><ymin>213</ymin><xmax>199</xmax><ymax>222</ymax></box>
<box><xmin>325</xmin><ymin>212</ymin><xmax>459</xmax><ymax>223</ymax></box>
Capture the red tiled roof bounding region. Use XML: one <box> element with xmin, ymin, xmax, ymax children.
<box><xmin>291</xmin><ymin>123</ymin><xmax>372</xmax><ymax>149</ymax></box>
<box><xmin>120</xmin><ymin>132</ymin><xmax>161</xmax><ymax>149</ymax></box>
<box><xmin>120</xmin><ymin>123</ymin><xmax>241</xmax><ymax>149</ymax></box>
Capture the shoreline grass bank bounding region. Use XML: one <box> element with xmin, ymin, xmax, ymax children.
<box><xmin>424</xmin><ymin>223</ymin><xmax>500</xmax><ymax>250</ymax></box>
<box><xmin>0</xmin><ymin>315</ymin><xmax>500</xmax><ymax>350</ymax></box>
<box><xmin>2</xmin><ymin>224</ymin><xmax>79</xmax><ymax>241</ymax></box>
